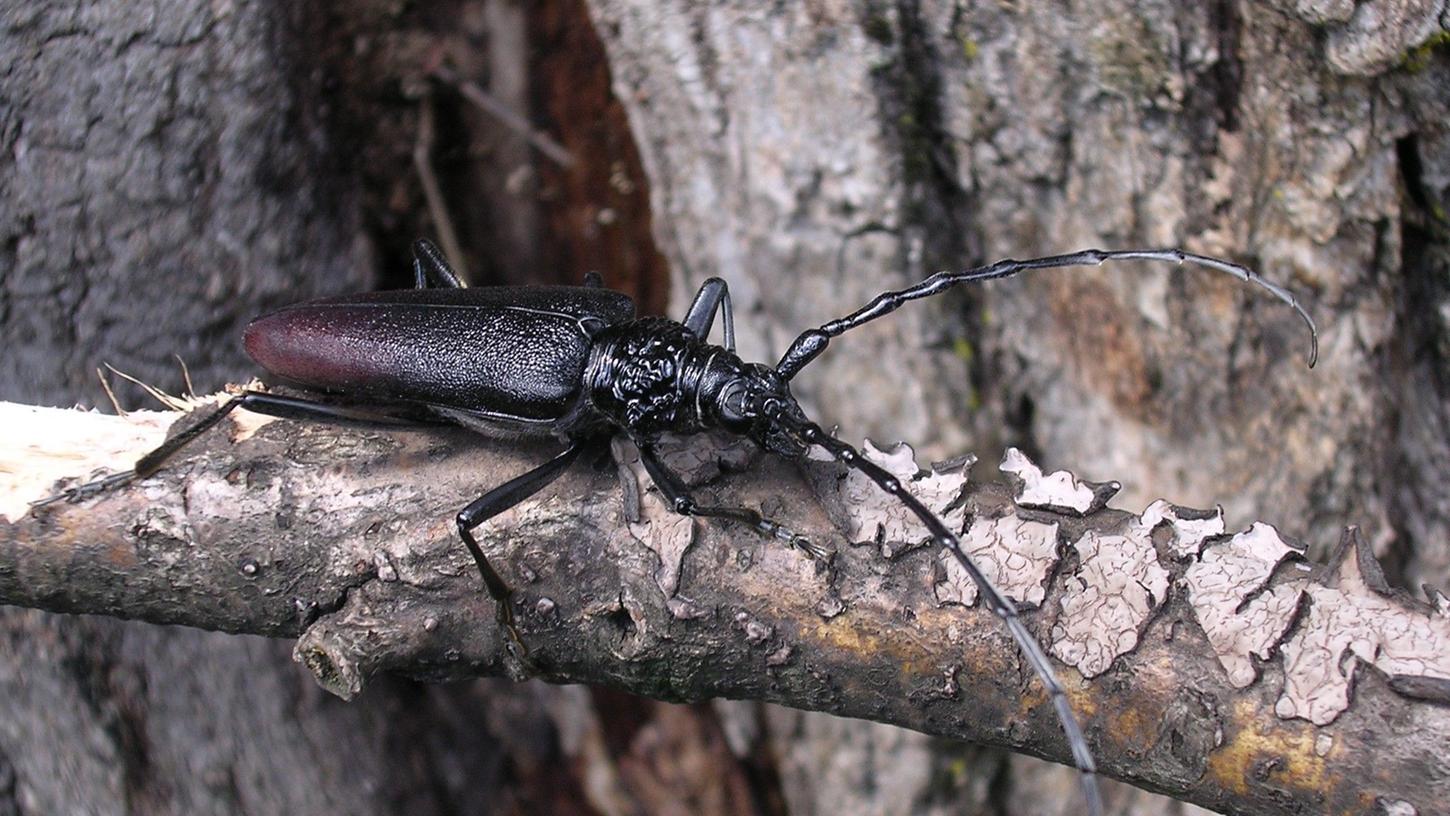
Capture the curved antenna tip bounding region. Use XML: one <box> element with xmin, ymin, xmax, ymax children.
<box><xmin>1296</xmin><ymin>306</ymin><xmax>1319</xmax><ymax>369</ymax></box>
<box><xmin>1273</xmin><ymin>287</ymin><xmax>1318</xmax><ymax>370</ymax></box>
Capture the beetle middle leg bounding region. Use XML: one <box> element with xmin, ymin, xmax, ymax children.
<box><xmin>635</xmin><ymin>439</ymin><xmax>830</xmax><ymax>559</ymax></box>
<box><xmin>456</xmin><ymin>439</ymin><xmax>598</xmax><ymax>669</ymax></box>
<box><xmin>412</xmin><ymin>237</ymin><xmax>466</xmax><ymax>289</ymax></box>
<box><xmin>682</xmin><ymin>277</ymin><xmax>736</xmax><ymax>351</ymax></box>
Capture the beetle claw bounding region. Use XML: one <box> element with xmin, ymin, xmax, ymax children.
<box><xmin>795</xmin><ymin>536</ymin><xmax>835</xmax><ymax>562</ymax></box>
<box><xmin>495</xmin><ymin>608</ymin><xmax>541</xmax><ymax>679</ymax></box>
<box><xmin>31</xmin><ymin>469</ymin><xmax>137</xmax><ymax>510</ymax></box>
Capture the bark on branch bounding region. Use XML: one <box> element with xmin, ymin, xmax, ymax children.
<box><xmin>2</xmin><ymin>397</ymin><xmax>1448</xmax><ymax>816</ymax></box>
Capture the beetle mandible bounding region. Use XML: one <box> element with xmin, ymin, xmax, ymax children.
<box><xmin>42</xmin><ymin>237</ymin><xmax>1318</xmax><ymax>816</ymax></box>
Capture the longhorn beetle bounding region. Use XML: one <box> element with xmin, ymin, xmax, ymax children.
<box><xmin>41</xmin><ymin>238</ymin><xmax>1318</xmax><ymax>816</ymax></box>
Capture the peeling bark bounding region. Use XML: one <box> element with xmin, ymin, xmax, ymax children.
<box><xmin>3</xmin><ymin>400</ymin><xmax>1449</xmax><ymax>815</ymax></box>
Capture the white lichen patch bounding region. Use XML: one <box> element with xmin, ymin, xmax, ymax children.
<box><xmin>1275</xmin><ymin>534</ymin><xmax>1450</xmax><ymax>725</ymax></box>
<box><xmin>808</xmin><ymin>440</ymin><xmax>970</xmax><ymax>553</ymax></box>
<box><xmin>1184</xmin><ymin>522</ymin><xmax>1308</xmax><ymax>688</ymax></box>
<box><xmin>1050</xmin><ymin>516</ymin><xmax>1170</xmax><ymax>677</ymax></box>
<box><xmin>1000</xmin><ymin>447</ymin><xmax>1119</xmax><ymax>516</ymax></box>
<box><xmin>934</xmin><ymin>514</ymin><xmax>1060</xmax><ymax>608</ymax></box>
<box><xmin>613</xmin><ymin>438</ymin><xmax>696</xmax><ymax>598</ymax></box>
<box><xmin>1140</xmin><ymin>499</ymin><xmax>1227</xmax><ymax>559</ymax></box>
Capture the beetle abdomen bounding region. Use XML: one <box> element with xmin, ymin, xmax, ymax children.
<box><xmin>244</xmin><ymin>287</ymin><xmax>633</xmax><ymax>422</ymax></box>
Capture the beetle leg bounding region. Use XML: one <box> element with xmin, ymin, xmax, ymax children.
<box><xmin>681</xmin><ymin>277</ymin><xmax>736</xmax><ymax>352</ymax></box>
<box><xmin>635</xmin><ymin>440</ymin><xmax>830</xmax><ymax>560</ymax></box>
<box><xmin>412</xmin><ymin>238</ymin><xmax>466</xmax><ymax>289</ymax></box>
<box><xmin>456</xmin><ymin>440</ymin><xmax>593</xmax><ymax>673</ymax></box>
<box><xmin>32</xmin><ymin>391</ymin><xmax>435</xmax><ymax>509</ymax></box>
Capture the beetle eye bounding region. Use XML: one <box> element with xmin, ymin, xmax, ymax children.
<box><xmin>715</xmin><ymin>381</ymin><xmax>753</xmax><ymax>425</ymax></box>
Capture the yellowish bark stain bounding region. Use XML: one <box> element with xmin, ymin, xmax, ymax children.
<box><xmin>1206</xmin><ymin>697</ymin><xmax>1333</xmax><ymax>797</ymax></box>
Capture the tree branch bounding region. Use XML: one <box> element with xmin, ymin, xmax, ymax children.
<box><xmin>2</xmin><ymin>397</ymin><xmax>1447</xmax><ymax>815</ymax></box>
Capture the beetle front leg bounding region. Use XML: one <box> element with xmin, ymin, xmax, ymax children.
<box><xmin>635</xmin><ymin>440</ymin><xmax>831</xmax><ymax>560</ymax></box>
<box><xmin>456</xmin><ymin>441</ymin><xmax>593</xmax><ymax>673</ymax></box>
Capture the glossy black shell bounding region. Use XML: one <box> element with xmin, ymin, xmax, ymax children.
<box><xmin>244</xmin><ymin>286</ymin><xmax>636</xmax><ymax>424</ymax></box>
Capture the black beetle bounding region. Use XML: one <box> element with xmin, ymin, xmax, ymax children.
<box><xmin>41</xmin><ymin>237</ymin><xmax>1318</xmax><ymax>816</ymax></box>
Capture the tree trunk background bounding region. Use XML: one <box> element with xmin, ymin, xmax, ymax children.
<box><xmin>2</xmin><ymin>2</ymin><xmax>1445</xmax><ymax>816</ymax></box>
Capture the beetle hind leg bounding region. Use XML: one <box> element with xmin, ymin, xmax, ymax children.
<box><xmin>32</xmin><ymin>391</ymin><xmax>439</xmax><ymax>511</ymax></box>
<box><xmin>412</xmin><ymin>238</ymin><xmax>465</xmax><ymax>289</ymax></box>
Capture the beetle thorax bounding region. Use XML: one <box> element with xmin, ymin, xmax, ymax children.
<box><xmin>584</xmin><ymin>318</ymin><xmax>741</xmax><ymax>436</ymax></box>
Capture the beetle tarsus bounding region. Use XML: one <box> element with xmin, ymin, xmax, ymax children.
<box><xmin>32</xmin><ymin>469</ymin><xmax>137</xmax><ymax>509</ymax></box>
<box><xmin>637</xmin><ymin>439</ymin><xmax>830</xmax><ymax>560</ymax></box>
<box><xmin>760</xmin><ymin>519</ymin><xmax>831</xmax><ymax>561</ymax></box>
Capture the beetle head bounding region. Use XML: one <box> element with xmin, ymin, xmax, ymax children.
<box><xmin>712</xmin><ymin>363</ymin><xmax>811</xmax><ymax>458</ymax></box>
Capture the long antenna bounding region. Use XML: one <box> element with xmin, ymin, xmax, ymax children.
<box><xmin>766</xmin><ymin>406</ymin><xmax>1103</xmax><ymax>816</ymax></box>
<box><xmin>776</xmin><ymin>247</ymin><xmax>1318</xmax><ymax>380</ymax></box>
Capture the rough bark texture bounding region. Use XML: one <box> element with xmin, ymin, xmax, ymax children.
<box><xmin>582</xmin><ymin>1</ymin><xmax>1450</xmax><ymax>813</ymax></box>
<box><xmin>3</xmin><ymin>0</ymin><xmax>1447</xmax><ymax>814</ymax></box>
<box><xmin>5</xmin><ymin>403</ymin><xmax>1448</xmax><ymax>815</ymax></box>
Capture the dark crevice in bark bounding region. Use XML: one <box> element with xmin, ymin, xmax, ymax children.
<box><xmin>870</xmin><ymin>1</ymin><xmax>977</xmax><ymax>258</ymax></box>
<box><xmin>586</xmin><ymin>690</ymin><xmax>782</xmax><ymax>816</ymax></box>
<box><xmin>271</xmin><ymin>3</ymin><xmax>375</xmax><ymax>276</ymax></box>
<box><xmin>416</xmin><ymin>85</ymin><xmax>494</xmax><ymax>285</ymax></box>
<box><xmin>1207</xmin><ymin>0</ymin><xmax>1242</xmax><ymax>134</ymax></box>
<box><xmin>0</xmin><ymin>742</ymin><xmax>19</xmax><ymax>816</ymax></box>
<box><xmin>529</xmin><ymin>0</ymin><xmax>671</xmax><ymax>314</ymax></box>
<box><xmin>1005</xmin><ymin>391</ymin><xmax>1045</xmax><ymax>466</ymax></box>
<box><xmin>1182</xmin><ymin>1</ymin><xmax>1243</xmax><ymax>234</ymax></box>
<box><xmin>378</xmin><ymin>680</ymin><xmax>484</xmax><ymax>816</ymax></box>
<box><xmin>282</xmin><ymin>2</ymin><xmax>422</xmax><ymax>294</ymax></box>
<box><xmin>591</xmin><ymin>686</ymin><xmax>654</xmax><ymax>755</ymax></box>
<box><xmin>697</xmin><ymin>702</ymin><xmax>790</xmax><ymax>816</ymax></box>
<box><xmin>59</xmin><ymin>624</ymin><xmax>169</xmax><ymax>814</ymax></box>
<box><xmin>862</xmin><ymin>1</ymin><xmax>1011</xmax><ymax>451</ymax></box>
<box><xmin>739</xmin><ymin>706</ymin><xmax>791</xmax><ymax>816</ymax></box>
<box><xmin>1381</xmin><ymin>133</ymin><xmax>1450</xmax><ymax>587</ymax></box>
<box><xmin>983</xmin><ymin>747</ymin><xmax>1013</xmax><ymax>816</ymax></box>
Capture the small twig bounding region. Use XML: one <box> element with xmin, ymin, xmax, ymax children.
<box><xmin>174</xmin><ymin>353</ymin><xmax>196</xmax><ymax>398</ymax></box>
<box><xmin>412</xmin><ymin>91</ymin><xmax>469</xmax><ymax>280</ymax></box>
<box><xmin>96</xmin><ymin>366</ymin><xmax>127</xmax><ymax>416</ymax></box>
<box><xmin>432</xmin><ymin>64</ymin><xmax>576</xmax><ymax>168</ymax></box>
<box><xmin>102</xmin><ymin>363</ymin><xmax>193</xmax><ymax>412</ymax></box>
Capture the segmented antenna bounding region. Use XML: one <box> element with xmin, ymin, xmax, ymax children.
<box><xmin>776</xmin><ymin>247</ymin><xmax>1319</xmax><ymax>380</ymax></box>
<box><xmin>765</xmin><ymin>406</ymin><xmax>1104</xmax><ymax>816</ymax></box>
